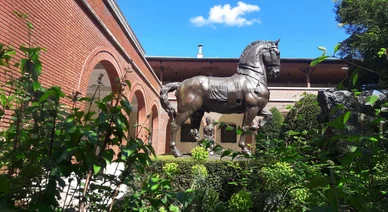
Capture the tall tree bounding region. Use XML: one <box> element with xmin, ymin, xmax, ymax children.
<box><xmin>334</xmin><ymin>0</ymin><xmax>388</xmax><ymax>86</ymax></box>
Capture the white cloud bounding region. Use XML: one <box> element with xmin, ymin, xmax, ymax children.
<box><xmin>190</xmin><ymin>1</ymin><xmax>261</xmax><ymax>28</ymax></box>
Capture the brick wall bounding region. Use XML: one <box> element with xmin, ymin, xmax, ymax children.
<box><xmin>0</xmin><ymin>0</ymin><xmax>168</xmax><ymax>154</ymax></box>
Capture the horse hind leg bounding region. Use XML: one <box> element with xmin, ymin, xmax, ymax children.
<box><xmin>240</xmin><ymin>107</ymin><xmax>260</xmax><ymax>155</ymax></box>
<box><xmin>170</xmin><ymin>111</ymin><xmax>192</xmax><ymax>157</ymax></box>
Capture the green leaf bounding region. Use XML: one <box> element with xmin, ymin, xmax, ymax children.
<box><xmin>27</xmin><ymin>21</ymin><xmax>34</xmax><ymax>29</ymax></box>
<box><xmin>326</xmin><ymin>115</ymin><xmax>345</xmax><ymax>130</ymax></box>
<box><xmin>306</xmin><ymin>176</ymin><xmax>330</xmax><ymax>188</ymax></box>
<box><xmin>349</xmin><ymin>146</ymin><xmax>357</xmax><ymax>153</ymax></box>
<box><xmin>352</xmin><ymin>72</ymin><xmax>359</xmax><ymax>86</ymax></box>
<box><xmin>125</xmin><ymin>80</ymin><xmax>132</xmax><ymax>90</ymax></box>
<box><xmin>310</xmin><ymin>55</ymin><xmax>330</xmax><ymax>67</ymax></box>
<box><xmin>225</xmin><ymin>125</ymin><xmax>234</xmax><ymax>131</ymax></box>
<box><xmin>0</xmin><ymin>175</ymin><xmax>11</xmax><ymax>194</ymax></box>
<box><xmin>218</xmin><ymin>122</ymin><xmax>226</xmax><ymax>130</ymax></box>
<box><xmin>4</xmin><ymin>50</ymin><xmax>16</xmax><ymax>56</ymax></box>
<box><xmin>348</xmin><ymin>196</ymin><xmax>368</xmax><ymax>212</ymax></box>
<box><xmin>221</xmin><ymin>149</ymin><xmax>232</xmax><ymax>159</ymax></box>
<box><xmin>318</xmin><ymin>46</ymin><xmax>327</xmax><ymax>52</ymax></box>
<box><xmin>39</xmin><ymin>90</ymin><xmax>54</xmax><ymax>102</ymax></box>
<box><xmin>343</xmin><ymin>111</ymin><xmax>351</xmax><ymax>124</ymax></box>
<box><xmin>32</xmin><ymin>81</ymin><xmax>41</xmax><ymax>91</ymax></box>
<box><xmin>83</xmin><ymin>130</ymin><xmax>99</xmax><ymax>145</ymax></box>
<box><xmin>169</xmin><ymin>205</ymin><xmax>180</xmax><ymax>212</ymax></box>
<box><xmin>120</xmin><ymin>99</ymin><xmax>132</xmax><ymax>115</ymax></box>
<box><xmin>93</xmin><ymin>164</ymin><xmax>101</xmax><ymax>174</ymax></box>
<box><xmin>228</xmin><ymin>182</ymin><xmax>238</xmax><ymax>186</ymax></box>
<box><xmin>309</xmin><ymin>205</ymin><xmax>336</xmax><ymax>212</ymax></box>
<box><xmin>333</xmin><ymin>43</ymin><xmax>341</xmax><ymax>54</ymax></box>
<box><xmin>115</xmin><ymin>113</ymin><xmax>129</xmax><ymax>131</ymax></box>
<box><xmin>367</xmin><ymin>95</ymin><xmax>379</xmax><ymax>106</ymax></box>
<box><xmin>121</xmin><ymin>143</ymin><xmax>138</xmax><ymax>160</ymax></box>
<box><xmin>286</xmin><ymin>104</ymin><xmax>293</xmax><ymax>110</ymax></box>
<box><xmin>151</xmin><ymin>183</ymin><xmax>160</xmax><ymax>191</ymax></box>
<box><xmin>102</xmin><ymin>150</ymin><xmax>114</xmax><ymax>166</ymax></box>
<box><xmin>50</xmin><ymin>167</ymin><xmax>60</xmax><ymax>177</ymax></box>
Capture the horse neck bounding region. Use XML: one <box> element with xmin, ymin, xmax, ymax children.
<box><xmin>237</xmin><ymin>44</ymin><xmax>269</xmax><ymax>84</ymax></box>
<box><xmin>236</xmin><ymin>57</ymin><xmax>267</xmax><ymax>84</ymax></box>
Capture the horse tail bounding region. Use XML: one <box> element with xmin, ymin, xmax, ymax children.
<box><xmin>160</xmin><ymin>82</ymin><xmax>181</xmax><ymax>120</ymax></box>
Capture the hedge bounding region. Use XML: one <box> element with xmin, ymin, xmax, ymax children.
<box><xmin>147</xmin><ymin>156</ymin><xmax>271</xmax><ymax>210</ymax></box>
<box><xmin>259</xmin><ymin>107</ymin><xmax>284</xmax><ymax>139</ymax></box>
<box><xmin>283</xmin><ymin>93</ymin><xmax>322</xmax><ymax>135</ymax></box>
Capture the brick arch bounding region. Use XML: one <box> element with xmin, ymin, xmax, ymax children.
<box><xmin>129</xmin><ymin>84</ymin><xmax>148</xmax><ymax>141</ymax></box>
<box><xmin>150</xmin><ymin>102</ymin><xmax>159</xmax><ymax>154</ymax></box>
<box><xmin>78</xmin><ymin>47</ymin><xmax>124</xmax><ymax>95</ymax></box>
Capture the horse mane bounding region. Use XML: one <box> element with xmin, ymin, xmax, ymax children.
<box><xmin>238</xmin><ymin>40</ymin><xmax>269</xmax><ymax>63</ymax></box>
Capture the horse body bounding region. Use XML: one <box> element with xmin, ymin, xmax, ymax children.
<box><xmin>160</xmin><ymin>40</ymin><xmax>281</xmax><ymax>157</ymax></box>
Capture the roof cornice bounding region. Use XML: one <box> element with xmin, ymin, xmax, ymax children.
<box><xmin>106</xmin><ymin>0</ymin><xmax>146</xmax><ymax>55</ymax></box>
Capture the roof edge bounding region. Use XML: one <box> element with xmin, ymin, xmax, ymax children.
<box><xmin>108</xmin><ymin>0</ymin><xmax>146</xmax><ymax>55</ymax></box>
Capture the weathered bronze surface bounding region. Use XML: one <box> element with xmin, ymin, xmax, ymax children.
<box><xmin>160</xmin><ymin>40</ymin><xmax>281</xmax><ymax>157</ymax></box>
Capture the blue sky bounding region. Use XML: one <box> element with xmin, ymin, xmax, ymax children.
<box><xmin>116</xmin><ymin>0</ymin><xmax>348</xmax><ymax>59</ymax></box>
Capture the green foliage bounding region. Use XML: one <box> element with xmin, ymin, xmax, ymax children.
<box><xmin>191</xmin><ymin>146</ymin><xmax>209</xmax><ymax>164</ymax></box>
<box><xmin>149</xmin><ymin>156</ymin><xmax>262</xmax><ymax>204</ymax></box>
<box><xmin>334</xmin><ymin>0</ymin><xmax>388</xmax><ymax>85</ymax></box>
<box><xmin>163</xmin><ymin>162</ymin><xmax>180</xmax><ymax>178</ymax></box>
<box><xmin>0</xmin><ymin>13</ymin><xmax>173</xmax><ymax>212</ymax></box>
<box><xmin>283</xmin><ymin>93</ymin><xmax>322</xmax><ymax>136</ymax></box>
<box><xmin>191</xmin><ymin>164</ymin><xmax>208</xmax><ymax>184</ymax></box>
<box><xmin>259</xmin><ymin>107</ymin><xmax>284</xmax><ymax>139</ymax></box>
<box><xmin>228</xmin><ymin>190</ymin><xmax>253</xmax><ymax>212</ymax></box>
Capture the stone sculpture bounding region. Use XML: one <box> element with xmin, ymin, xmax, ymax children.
<box><xmin>160</xmin><ymin>40</ymin><xmax>281</xmax><ymax>157</ymax></box>
<box><xmin>317</xmin><ymin>88</ymin><xmax>388</xmax><ymax>134</ymax></box>
<box><xmin>203</xmin><ymin>117</ymin><xmax>216</xmax><ymax>155</ymax></box>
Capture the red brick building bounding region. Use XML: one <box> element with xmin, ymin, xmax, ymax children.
<box><xmin>0</xmin><ymin>0</ymin><xmax>169</xmax><ymax>155</ymax></box>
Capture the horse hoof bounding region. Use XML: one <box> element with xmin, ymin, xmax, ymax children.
<box><xmin>249</xmin><ymin>125</ymin><xmax>258</xmax><ymax>131</ymax></box>
<box><xmin>172</xmin><ymin>148</ymin><xmax>183</xmax><ymax>158</ymax></box>
<box><xmin>241</xmin><ymin>149</ymin><xmax>252</xmax><ymax>156</ymax></box>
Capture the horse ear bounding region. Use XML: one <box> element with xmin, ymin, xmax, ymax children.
<box><xmin>274</xmin><ymin>38</ymin><xmax>280</xmax><ymax>46</ymax></box>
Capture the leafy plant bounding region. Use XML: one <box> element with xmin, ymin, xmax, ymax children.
<box><xmin>228</xmin><ymin>190</ymin><xmax>253</xmax><ymax>212</ymax></box>
<box><xmin>191</xmin><ymin>146</ymin><xmax>209</xmax><ymax>164</ymax></box>
<box><xmin>0</xmin><ymin>12</ymin><xmax>174</xmax><ymax>212</ymax></box>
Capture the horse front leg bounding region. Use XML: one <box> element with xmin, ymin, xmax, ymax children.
<box><xmin>170</xmin><ymin>111</ymin><xmax>192</xmax><ymax>157</ymax></box>
<box><xmin>239</xmin><ymin>107</ymin><xmax>260</xmax><ymax>155</ymax></box>
<box><xmin>258</xmin><ymin>108</ymin><xmax>273</xmax><ymax>128</ymax></box>
<box><xmin>189</xmin><ymin>110</ymin><xmax>204</xmax><ymax>143</ymax></box>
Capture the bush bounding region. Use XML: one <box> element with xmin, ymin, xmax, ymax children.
<box><xmin>259</xmin><ymin>107</ymin><xmax>284</xmax><ymax>139</ymax></box>
<box><xmin>283</xmin><ymin>93</ymin><xmax>322</xmax><ymax>135</ymax></box>
<box><xmin>149</xmin><ymin>156</ymin><xmax>262</xmax><ymax>202</ymax></box>
<box><xmin>228</xmin><ymin>190</ymin><xmax>253</xmax><ymax>212</ymax></box>
<box><xmin>191</xmin><ymin>146</ymin><xmax>209</xmax><ymax>164</ymax></box>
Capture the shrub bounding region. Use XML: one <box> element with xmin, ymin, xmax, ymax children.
<box><xmin>228</xmin><ymin>190</ymin><xmax>253</xmax><ymax>212</ymax></box>
<box><xmin>191</xmin><ymin>146</ymin><xmax>209</xmax><ymax>164</ymax></box>
<box><xmin>282</xmin><ymin>93</ymin><xmax>322</xmax><ymax>136</ymax></box>
<box><xmin>259</xmin><ymin>107</ymin><xmax>284</xmax><ymax>139</ymax></box>
<box><xmin>149</xmin><ymin>156</ymin><xmax>262</xmax><ymax>202</ymax></box>
<box><xmin>162</xmin><ymin>162</ymin><xmax>180</xmax><ymax>178</ymax></box>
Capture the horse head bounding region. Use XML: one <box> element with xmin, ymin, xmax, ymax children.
<box><xmin>237</xmin><ymin>39</ymin><xmax>281</xmax><ymax>79</ymax></box>
<box><xmin>263</xmin><ymin>39</ymin><xmax>281</xmax><ymax>78</ymax></box>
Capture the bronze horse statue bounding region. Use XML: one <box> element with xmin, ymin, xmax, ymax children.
<box><xmin>160</xmin><ymin>40</ymin><xmax>281</xmax><ymax>157</ymax></box>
